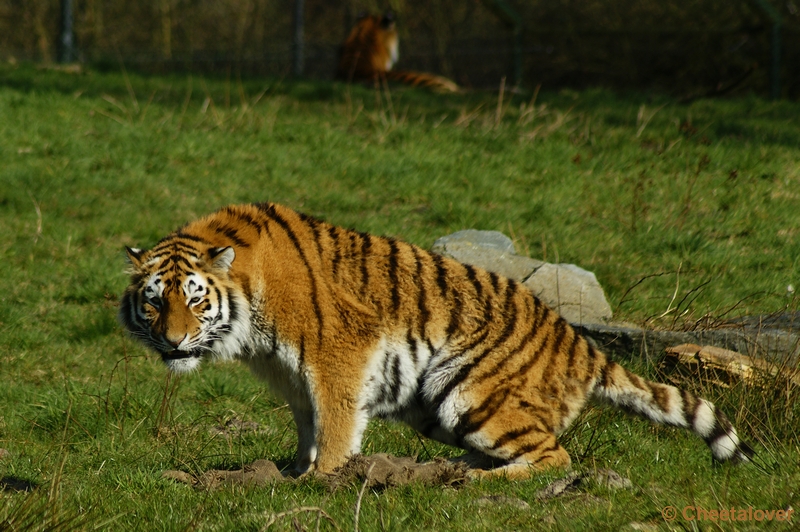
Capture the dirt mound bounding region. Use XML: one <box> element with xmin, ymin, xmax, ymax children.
<box><xmin>162</xmin><ymin>453</ymin><xmax>468</xmax><ymax>490</ymax></box>
<box><xmin>162</xmin><ymin>459</ymin><xmax>283</xmax><ymax>490</ymax></box>
<box><xmin>161</xmin><ymin>454</ymin><xmax>630</xmax><ymax>496</ymax></box>
<box><xmin>327</xmin><ymin>453</ymin><xmax>469</xmax><ymax>490</ymax></box>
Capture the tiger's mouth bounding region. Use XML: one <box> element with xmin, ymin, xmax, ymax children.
<box><xmin>161</xmin><ymin>350</ymin><xmax>201</xmax><ymax>362</ymax></box>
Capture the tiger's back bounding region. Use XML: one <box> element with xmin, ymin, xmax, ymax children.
<box><xmin>121</xmin><ymin>203</ymin><xmax>752</xmax><ymax>478</ymax></box>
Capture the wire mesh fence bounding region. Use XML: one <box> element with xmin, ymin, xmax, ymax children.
<box><xmin>1</xmin><ymin>0</ymin><xmax>798</xmax><ymax>98</ymax></box>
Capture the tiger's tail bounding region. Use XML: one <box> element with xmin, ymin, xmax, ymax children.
<box><xmin>591</xmin><ymin>360</ymin><xmax>754</xmax><ymax>462</ymax></box>
<box><xmin>385</xmin><ymin>70</ymin><xmax>459</xmax><ymax>92</ymax></box>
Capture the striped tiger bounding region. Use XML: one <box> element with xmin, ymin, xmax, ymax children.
<box><xmin>336</xmin><ymin>11</ymin><xmax>459</xmax><ymax>93</ymax></box>
<box><xmin>120</xmin><ymin>203</ymin><xmax>752</xmax><ymax>479</ymax></box>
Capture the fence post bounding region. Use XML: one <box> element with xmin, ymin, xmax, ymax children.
<box><xmin>293</xmin><ymin>0</ymin><xmax>305</xmax><ymax>77</ymax></box>
<box><xmin>59</xmin><ymin>0</ymin><xmax>76</xmax><ymax>63</ymax></box>
<box><xmin>481</xmin><ymin>0</ymin><xmax>523</xmax><ymax>87</ymax></box>
<box><xmin>752</xmin><ymin>0</ymin><xmax>782</xmax><ymax>100</ymax></box>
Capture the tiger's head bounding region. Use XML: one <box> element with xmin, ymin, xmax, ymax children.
<box><xmin>119</xmin><ymin>242</ymin><xmax>249</xmax><ymax>373</ymax></box>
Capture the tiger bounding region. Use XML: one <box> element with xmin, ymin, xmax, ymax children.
<box><xmin>120</xmin><ymin>202</ymin><xmax>753</xmax><ymax>479</ymax></box>
<box><xmin>336</xmin><ymin>11</ymin><xmax>460</xmax><ymax>93</ymax></box>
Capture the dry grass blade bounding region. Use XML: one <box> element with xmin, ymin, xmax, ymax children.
<box><xmin>118</xmin><ymin>58</ymin><xmax>139</xmax><ymax>114</ymax></box>
<box><xmin>353</xmin><ymin>462</ymin><xmax>375</xmax><ymax>532</ymax></box>
<box><xmin>27</xmin><ymin>192</ymin><xmax>42</xmax><ymax>244</ymax></box>
<box><xmin>101</xmin><ymin>94</ymin><xmax>128</xmax><ymax>115</ymax></box>
<box><xmin>178</xmin><ymin>75</ymin><xmax>194</xmax><ymax>129</ymax></box>
<box><xmin>93</xmin><ymin>107</ymin><xmax>129</xmax><ymax>126</ymax></box>
<box><xmin>635</xmin><ymin>103</ymin><xmax>666</xmax><ymax>138</ymax></box>
<box><xmin>0</xmin><ymin>490</ymin><xmax>86</xmax><ymax>532</ymax></box>
<box><xmin>614</xmin><ymin>271</ymin><xmax>673</xmax><ymax>315</ymax></box>
<box><xmin>138</xmin><ymin>90</ymin><xmax>157</xmax><ymax>124</ymax></box>
<box><xmin>259</xmin><ymin>506</ymin><xmax>340</xmax><ymax>532</ymax></box>
<box><xmin>517</xmin><ymin>83</ymin><xmax>541</xmax><ymax>126</ymax></box>
<box><xmin>495</xmin><ymin>76</ymin><xmax>506</xmax><ymax>128</ymax></box>
<box><xmin>454</xmin><ymin>104</ymin><xmax>485</xmax><ymax>128</ymax></box>
<box><xmin>656</xmin><ymin>263</ymin><xmax>682</xmax><ymax>320</ymax></box>
<box><xmin>155</xmin><ymin>371</ymin><xmax>182</xmax><ymax>437</ymax></box>
<box><xmin>380</xmin><ymin>77</ymin><xmax>397</xmax><ymax>127</ymax></box>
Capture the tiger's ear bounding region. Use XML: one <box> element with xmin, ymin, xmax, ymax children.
<box><xmin>125</xmin><ymin>247</ymin><xmax>145</xmax><ymax>268</ymax></box>
<box><xmin>209</xmin><ymin>247</ymin><xmax>235</xmax><ymax>272</ymax></box>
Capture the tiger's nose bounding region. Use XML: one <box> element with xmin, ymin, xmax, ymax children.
<box><xmin>165</xmin><ymin>334</ymin><xmax>187</xmax><ymax>348</ymax></box>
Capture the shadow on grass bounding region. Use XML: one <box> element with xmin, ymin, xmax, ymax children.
<box><xmin>1</xmin><ymin>475</ymin><xmax>38</xmax><ymax>492</ymax></box>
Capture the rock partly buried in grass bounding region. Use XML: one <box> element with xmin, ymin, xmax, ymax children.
<box><xmin>161</xmin><ymin>470</ymin><xmax>194</xmax><ymax>485</ymax></box>
<box><xmin>475</xmin><ymin>495</ymin><xmax>531</xmax><ymax>510</ymax></box>
<box><xmin>327</xmin><ymin>453</ymin><xmax>469</xmax><ymax>490</ymax></box>
<box><xmin>162</xmin><ymin>459</ymin><xmax>283</xmax><ymax>489</ymax></box>
<box><xmin>535</xmin><ymin>469</ymin><xmax>632</xmax><ymax>501</ymax></box>
<box><xmin>209</xmin><ymin>417</ymin><xmax>263</xmax><ymax>436</ymax></box>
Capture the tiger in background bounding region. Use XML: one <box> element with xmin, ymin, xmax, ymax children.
<box><xmin>336</xmin><ymin>11</ymin><xmax>460</xmax><ymax>93</ymax></box>
<box><xmin>120</xmin><ymin>202</ymin><xmax>752</xmax><ymax>479</ymax></box>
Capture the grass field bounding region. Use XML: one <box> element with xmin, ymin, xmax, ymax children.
<box><xmin>1</xmin><ymin>64</ymin><xmax>799</xmax><ymax>531</ymax></box>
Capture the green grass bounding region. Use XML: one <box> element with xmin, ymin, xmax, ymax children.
<box><xmin>1</xmin><ymin>63</ymin><xmax>799</xmax><ymax>531</ymax></box>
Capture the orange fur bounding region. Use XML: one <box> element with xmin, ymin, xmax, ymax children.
<box><xmin>120</xmin><ymin>203</ymin><xmax>752</xmax><ymax>478</ymax></box>
<box><xmin>336</xmin><ymin>11</ymin><xmax>459</xmax><ymax>93</ymax></box>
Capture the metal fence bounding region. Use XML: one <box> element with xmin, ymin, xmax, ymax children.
<box><xmin>1</xmin><ymin>0</ymin><xmax>798</xmax><ymax>99</ymax></box>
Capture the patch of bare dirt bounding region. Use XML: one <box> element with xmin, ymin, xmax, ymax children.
<box><xmin>162</xmin><ymin>459</ymin><xmax>283</xmax><ymax>489</ymax></box>
<box><xmin>161</xmin><ymin>453</ymin><xmax>628</xmax><ymax>497</ymax></box>
<box><xmin>162</xmin><ymin>453</ymin><xmax>468</xmax><ymax>491</ymax></box>
<box><xmin>326</xmin><ymin>453</ymin><xmax>469</xmax><ymax>490</ymax></box>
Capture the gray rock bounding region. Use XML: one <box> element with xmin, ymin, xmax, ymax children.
<box><xmin>432</xmin><ymin>230</ymin><xmax>544</xmax><ymax>282</ymax></box>
<box><xmin>591</xmin><ymin>468</ymin><xmax>633</xmax><ymax>490</ymax></box>
<box><xmin>534</xmin><ymin>469</ymin><xmax>632</xmax><ymax>501</ymax></box>
<box><xmin>523</xmin><ymin>263</ymin><xmax>613</xmax><ymax>325</ymax></box>
<box><xmin>432</xmin><ymin>230</ymin><xmax>517</xmax><ymax>255</ymax></box>
<box><xmin>474</xmin><ymin>495</ymin><xmax>531</xmax><ymax>510</ymax></box>
<box><xmin>433</xmin><ymin>230</ymin><xmax>611</xmax><ymax>325</ymax></box>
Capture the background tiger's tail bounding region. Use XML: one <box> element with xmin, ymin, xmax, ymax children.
<box><xmin>591</xmin><ymin>360</ymin><xmax>754</xmax><ymax>462</ymax></box>
<box><xmin>385</xmin><ymin>70</ymin><xmax>459</xmax><ymax>93</ymax></box>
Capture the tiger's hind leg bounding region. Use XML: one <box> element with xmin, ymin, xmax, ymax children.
<box><xmin>462</xmin><ymin>434</ymin><xmax>571</xmax><ymax>480</ymax></box>
<box><xmin>458</xmin><ymin>405</ymin><xmax>572</xmax><ymax>480</ymax></box>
